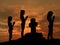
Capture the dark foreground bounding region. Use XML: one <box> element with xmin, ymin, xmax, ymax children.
<box><xmin>0</xmin><ymin>33</ymin><xmax>60</xmax><ymax>45</ymax></box>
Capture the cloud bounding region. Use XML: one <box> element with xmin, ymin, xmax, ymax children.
<box><xmin>0</xmin><ymin>24</ymin><xmax>7</xmax><ymax>29</ymax></box>
<box><xmin>54</xmin><ymin>22</ymin><xmax>60</xmax><ymax>28</ymax></box>
<box><xmin>0</xmin><ymin>8</ymin><xmax>14</xmax><ymax>20</ymax></box>
<box><xmin>54</xmin><ymin>31</ymin><xmax>60</xmax><ymax>39</ymax></box>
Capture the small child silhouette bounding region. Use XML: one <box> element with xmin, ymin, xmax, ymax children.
<box><xmin>29</xmin><ymin>18</ymin><xmax>38</xmax><ymax>34</ymax></box>
<box><xmin>8</xmin><ymin>16</ymin><xmax>15</xmax><ymax>41</ymax></box>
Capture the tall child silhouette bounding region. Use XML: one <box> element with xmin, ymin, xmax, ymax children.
<box><xmin>20</xmin><ymin>10</ymin><xmax>28</xmax><ymax>37</ymax></box>
<box><xmin>8</xmin><ymin>16</ymin><xmax>15</xmax><ymax>41</ymax></box>
<box><xmin>29</xmin><ymin>18</ymin><xmax>38</xmax><ymax>34</ymax></box>
<box><xmin>47</xmin><ymin>11</ymin><xmax>55</xmax><ymax>40</ymax></box>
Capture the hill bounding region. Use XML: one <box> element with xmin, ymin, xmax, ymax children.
<box><xmin>0</xmin><ymin>33</ymin><xmax>60</xmax><ymax>45</ymax></box>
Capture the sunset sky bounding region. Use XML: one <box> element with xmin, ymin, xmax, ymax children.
<box><xmin>0</xmin><ymin>0</ymin><xmax>60</xmax><ymax>42</ymax></box>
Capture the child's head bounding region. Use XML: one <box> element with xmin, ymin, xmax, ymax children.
<box><xmin>20</xmin><ymin>10</ymin><xmax>25</xmax><ymax>15</ymax></box>
<box><xmin>31</xmin><ymin>18</ymin><xmax>36</xmax><ymax>22</ymax></box>
<box><xmin>8</xmin><ymin>16</ymin><xmax>12</xmax><ymax>21</ymax></box>
<box><xmin>48</xmin><ymin>11</ymin><xmax>53</xmax><ymax>17</ymax></box>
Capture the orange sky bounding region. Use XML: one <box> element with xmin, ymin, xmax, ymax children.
<box><xmin>0</xmin><ymin>0</ymin><xmax>60</xmax><ymax>42</ymax></box>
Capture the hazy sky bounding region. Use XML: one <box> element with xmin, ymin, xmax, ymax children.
<box><xmin>0</xmin><ymin>0</ymin><xmax>60</xmax><ymax>42</ymax></box>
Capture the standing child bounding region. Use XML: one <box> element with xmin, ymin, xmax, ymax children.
<box><xmin>47</xmin><ymin>11</ymin><xmax>55</xmax><ymax>40</ymax></box>
<box><xmin>8</xmin><ymin>16</ymin><xmax>15</xmax><ymax>41</ymax></box>
<box><xmin>20</xmin><ymin>10</ymin><xmax>28</xmax><ymax>37</ymax></box>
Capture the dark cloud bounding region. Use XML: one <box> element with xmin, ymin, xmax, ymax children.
<box><xmin>55</xmin><ymin>17</ymin><xmax>60</xmax><ymax>22</ymax></box>
<box><xmin>0</xmin><ymin>0</ymin><xmax>25</xmax><ymax>5</ymax></box>
<box><xmin>54</xmin><ymin>31</ymin><xmax>60</xmax><ymax>38</ymax></box>
<box><xmin>0</xmin><ymin>9</ymin><xmax>13</xmax><ymax>20</ymax></box>
<box><xmin>54</xmin><ymin>25</ymin><xmax>60</xmax><ymax>28</ymax></box>
<box><xmin>0</xmin><ymin>24</ymin><xmax>7</xmax><ymax>29</ymax></box>
<box><xmin>53</xmin><ymin>9</ymin><xmax>60</xmax><ymax>22</ymax></box>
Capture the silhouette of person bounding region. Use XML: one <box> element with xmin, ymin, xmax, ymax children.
<box><xmin>20</xmin><ymin>10</ymin><xmax>28</xmax><ymax>37</ymax></box>
<box><xmin>8</xmin><ymin>16</ymin><xmax>15</xmax><ymax>41</ymax></box>
<box><xmin>29</xmin><ymin>18</ymin><xmax>38</xmax><ymax>34</ymax></box>
<box><xmin>47</xmin><ymin>11</ymin><xmax>55</xmax><ymax>40</ymax></box>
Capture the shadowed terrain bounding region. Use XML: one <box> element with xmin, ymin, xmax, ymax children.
<box><xmin>0</xmin><ymin>33</ymin><xmax>60</xmax><ymax>45</ymax></box>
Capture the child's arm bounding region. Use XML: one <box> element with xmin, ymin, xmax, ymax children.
<box><xmin>25</xmin><ymin>16</ymin><xmax>28</xmax><ymax>21</ymax></box>
<box><xmin>52</xmin><ymin>16</ymin><xmax>55</xmax><ymax>22</ymax></box>
<box><xmin>13</xmin><ymin>22</ymin><xmax>15</xmax><ymax>26</ymax></box>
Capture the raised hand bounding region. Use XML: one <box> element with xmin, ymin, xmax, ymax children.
<box><xmin>53</xmin><ymin>16</ymin><xmax>55</xmax><ymax>22</ymax></box>
<box><xmin>53</xmin><ymin>16</ymin><xmax>55</xmax><ymax>19</ymax></box>
<box><xmin>13</xmin><ymin>22</ymin><xmax>15</xmax><ymax>26</ymax></box>
<box><xmin>25</xmin><ymin>16</ymin><xmax>28</xmax><ymax>20</ymax></box>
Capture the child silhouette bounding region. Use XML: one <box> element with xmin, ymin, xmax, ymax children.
<box><xmin>8</xmin><ymin>16</ymin><xmax>15</xmax><ymax>41</ymax></box>
<box><xmin>29</xmin><ymin>18</ymin><xmax>38</xmax><ymax>34</ymax></box>
<box><xmin>47</xmin><ymin>11</ymin><xmax>55</xmax><ymax>40</ymax></box>
<box><xmin>20</xmin><ymin>10</ymin><xmax>28</xmax><ymax>37</ymax></box>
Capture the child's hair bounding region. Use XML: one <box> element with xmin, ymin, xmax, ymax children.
<box><xmin>8</xmin><ymin>16</ymin><xmax>12</xmax><ymax>21</ymax></box>
<box><xmin>31</xmin><ymin>18</ymin><xmax>36</xmax><ymax>22</ymax></box>
<box><xmin>48</xmin><ymin>11</ymin><xmax>53</xmax><ymax>17</ymax></box>
<box><xmin>20</xmin><ymin>10</ymin><xmax>25</xmax><ymax>15</ymax></box>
